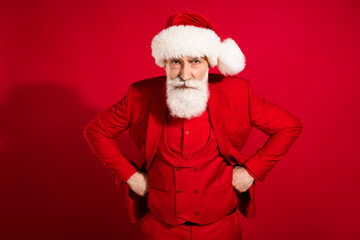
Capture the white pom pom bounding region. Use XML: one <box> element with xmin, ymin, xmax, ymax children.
<box><xmin>217</xmin><ymin>38</ymin><xmax>246</xmax><ymax>76</ymax></box>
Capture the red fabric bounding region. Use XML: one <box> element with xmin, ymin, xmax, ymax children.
<box><xmin>141</xmin><ymin>210</ymin><xmax>242</xmax><ymax>240</ymax></box>
<box><xmin>84</xmin><ymin>74</ymin><xmax>303</xmax><ymax>223</ymax></box>
<box><xmin>147</xmin><ymin>113</ymin><xmax>238</xmax><ymax>225</ymax></box>
<box><xmin>167</xmin><ymin>108</ymin><xmax>256</xmax><ymax>179</ymax></box>
<box><xmin>165</xmin><ymin>12</ymin><xmax>221</xmax><ymax>38</ymax></box>
<box><xmin>166</xmin><ymin>109</ymin><xmax>210</xmax><ymax>160</ymax></box>
<box><xmin>83</xmin><ymin>85</ymin><xmax>138</xmax><ymax>184</ymax></box>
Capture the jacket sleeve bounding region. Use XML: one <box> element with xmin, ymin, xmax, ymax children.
<box><xmin>84</xmin><ymin>85</ymin><xmax>138</xmax><ymax>186</ymax></box>
<box><xmin>243</xmin><ymin>80</ymin><xmax>303</xmax><ymax>182</ymax></box>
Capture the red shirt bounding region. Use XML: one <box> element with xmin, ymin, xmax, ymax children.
<box><xmin>166</xmin><ymin>108</ymin><xmax>211</xmax><ymax>160</ymax></box>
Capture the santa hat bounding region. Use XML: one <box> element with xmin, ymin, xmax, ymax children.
<box><xmin>151</xmin><ymin>12</ymin><xmax>246</xmax><ymax>76</ymax></box>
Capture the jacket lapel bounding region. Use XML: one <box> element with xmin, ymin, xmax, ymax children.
<box><xmin>145</xmin><ymin>85</ymin><xmax>166</xmax><ymax>170</ymax></box>
<box><xmin>208</xmin><ymin>83</ymin><xmax>230</xmax><ymax>162</ymax></box>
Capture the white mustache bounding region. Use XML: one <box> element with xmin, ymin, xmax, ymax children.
<box><xmin>169</xmin><ymin>77</ymin><xmax>202</xmax><ymax>89</ymax></box>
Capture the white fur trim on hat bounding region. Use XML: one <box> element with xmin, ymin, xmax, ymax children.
<box><xmin>151</xmin><ymin>25</ymin><xmax>221</xmax><ymax>67</ymax></box>
<box><xmin>151</xmin><ymin>25</ymin><xmax>246</xmax><ymax>76</ymax></box>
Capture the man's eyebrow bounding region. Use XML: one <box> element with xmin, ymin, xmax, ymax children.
<box><xmin>170</xmin><ymin>58</ymin><xmax>181</xmax><ymax>62</ymax></box>
<box><xmin>189</xmin><ymin>57</ymin><xmax>205</xmax><ymax>63</ymax></box>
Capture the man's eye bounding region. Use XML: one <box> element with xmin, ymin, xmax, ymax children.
<box><xmin>191</xmin><ymin>59</ymin><xmax>200</xmax><ymax>64</ymax></box>
<box><xmin>171</xmin><ymin>60</ymin><xmax>180</xmax><ymax>65</ymax></box>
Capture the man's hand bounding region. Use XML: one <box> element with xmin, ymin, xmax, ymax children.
<box><xmin>232</xmin><ymin>166</ymin><xmax>254</xmax><ymax>193</ymax></box>
<box><xmin>126</xmin><ymin>171</ymin><xmax>149</xmax><ymax>197</ymax></box>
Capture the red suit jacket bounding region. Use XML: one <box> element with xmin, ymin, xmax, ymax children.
<box><xmin>84</xmin><ymin>74</ymin><xmax>303</xmax><ymax>223</ymax></box>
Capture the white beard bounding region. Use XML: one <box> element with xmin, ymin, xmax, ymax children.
<box><xmin>166</xmin><ymin>71</ymin><xmax>209</xmax><ymax>119</ymax></box>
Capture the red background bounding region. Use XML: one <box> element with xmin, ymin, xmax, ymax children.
<box><xmin>1</xmin><ymin>0</ymin><xmax>359</xmax><ymax>239</ymax></box>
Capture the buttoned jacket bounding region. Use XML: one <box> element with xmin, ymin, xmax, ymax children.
<box><xmin>84</xmin><ymin>73</ymin><xmax>303</xmax><ymax>223</ymax></box>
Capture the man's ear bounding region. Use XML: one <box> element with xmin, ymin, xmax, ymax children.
<box><xmin>203</xmin><ymin>56</ymin><xmax>210</xmax><ymax>67</ymax></box>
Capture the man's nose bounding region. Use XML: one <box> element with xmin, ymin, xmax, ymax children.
<box><xmin>180</xmin><ymin>63</ymin><xmax>192</xmax><ymax>81</ymax></box>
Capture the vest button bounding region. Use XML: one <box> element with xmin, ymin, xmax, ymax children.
<box><xmin>185</xmin><ymin>131</ymin><xmax>190</xmax><ymax>135</ymax></box>
<box><xmin>193</xmin><ymin>168</ymin><xmax>198</xmax><ymax>172</ymax></box>
<box><xmin>195</xmin><ymin>211</ymin><xmax>200</xmax><ymax>216</ymax></box>
<box><xmin>177</xmin><ymin>211</ymin><xmax>182</xmax><ymax>216</ymax></box>
<box><xmin>176</xmin><ymin>190</ymin><xmax>182</xmax><ymax>194</ymax></box>
<box><xmin>194</xmin><ymin>189</ymin><xmax>199</xmax><ymax>194</ymax></box>
<box><xmin>176</xmin><ymin>167</ymin><xmax>181</xmax><ymax>171</ymax></box>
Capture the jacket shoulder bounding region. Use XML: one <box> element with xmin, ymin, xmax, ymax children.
<box><xmin>208</xmin><ymin>73</ymin><xmax>250</xmax><ymax>91</ymax></box>
<box><xmin>130</xmin><ymin>76</ymin><xmax>166</xmax><ymax>93</ymax></box>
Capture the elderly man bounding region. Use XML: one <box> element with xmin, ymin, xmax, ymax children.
<box><xmin>84</xmin><ymin>12</ymin><xmax>303</xmax><ymax>240</ymax></box>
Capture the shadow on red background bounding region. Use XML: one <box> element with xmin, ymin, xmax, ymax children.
<box><xmin>0</xmin><ymin>83</ymin><xmax>142</xmax><ymax>239</ymax></box>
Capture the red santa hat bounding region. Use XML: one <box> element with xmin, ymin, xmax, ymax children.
<box><xmin>151</xmin><ymin>12</ymin><xmax>246</xmax><ymax>76</ymax></box>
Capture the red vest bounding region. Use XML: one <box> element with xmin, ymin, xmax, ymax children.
<box><xmin>147</xmin><ymin>111</ymin><xmax>238</xmax><ymax>226</ymax></box>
